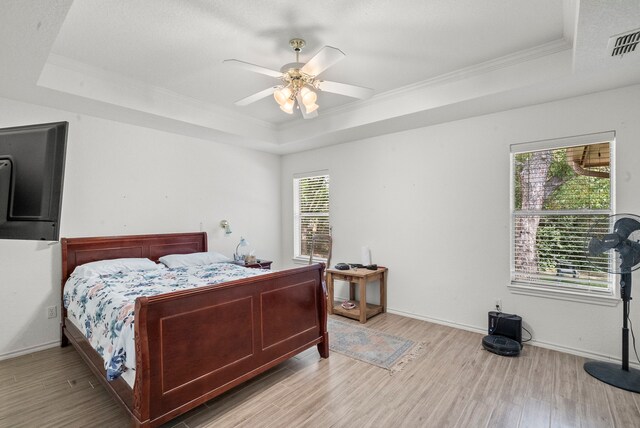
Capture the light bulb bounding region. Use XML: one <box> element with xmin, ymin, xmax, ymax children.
<box><xmin>300</xmin><ymin>86</ymin><xmax>317</xmax><ymax>107</ymax></box>
<box><xmin>274</xmin><ymin>87</ymin><xmax>292</xmax><ymax>106</ymax></box>
<box><xmin>280</xmin><ymin>98</ymin><xmax>294</xmax><ymax>114</ymax></box>
<box><xmin>305</xmin><ymin>103</ymin><xmax>319</xmax><ymax>114</ymax></box>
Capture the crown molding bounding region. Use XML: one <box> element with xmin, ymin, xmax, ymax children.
<box><xmin>377</xmin><ymin>39</ymin><xmax>571</xmax><ymax>99</ymax></box>
<box><xmin>40</xmin><ymin>53</ymin><xmax>277</xmax><ymax>133</ymax></box>
<box><xmin>38</xmin><ymin>39</ymin><xmax>572</xmax><ymax>149</ymax></box>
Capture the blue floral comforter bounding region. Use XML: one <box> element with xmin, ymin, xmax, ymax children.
<box><xmin>63</xmin><ymin>263</ymin><xmax>268</xmax><ymax>381</ymax></box>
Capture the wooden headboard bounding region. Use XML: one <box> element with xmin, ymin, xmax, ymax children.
<box><xmin>61</xmin><ymin>232</ymin><xmax>208</xmax><ymax>284</ymax></box>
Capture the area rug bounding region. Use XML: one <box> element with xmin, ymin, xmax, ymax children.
<box><xmin>327</xmin><ymin>317</ymin><xmax>424</xmax><ymax>373</ymax></box>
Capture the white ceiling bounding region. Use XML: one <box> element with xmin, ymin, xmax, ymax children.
<box><xmin>1</xmin><ymin>1</ymin><xmax>640</xmax><ymax>154</ymax></box>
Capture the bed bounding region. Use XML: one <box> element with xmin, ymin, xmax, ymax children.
<box><xmin>60</xmin><ymin>232</ymin><xmax>328</xmax><ymax>427</ymax></box>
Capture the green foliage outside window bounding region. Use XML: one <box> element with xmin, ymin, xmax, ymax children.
<box><xmin>513</xmin><ymin>144</ymin><xmax>611</xmax><ymax>287</ymax></box>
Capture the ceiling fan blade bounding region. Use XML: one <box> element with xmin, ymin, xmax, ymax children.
<box><xmin>300</xmin><ymin>46</ymin><xmax>345</xmax><ymax>76</ymax></box>
<box><xmin>296</xmin><ymin>94</ymin><xmax>318</xmax><ymax>120</ymax></box>
<box><xmin>317</xmin><ymin>80</ymin><xmax>374</xmax><ymax>100</ymax></box>
<box><xmin>223</xmin><ymin>59</ymin><xmax>282</xmax><ymax>78</ymax></box>
<box><xmin>235</xmin><ymin>86</ymin><xmax>278</xmax><ymax>106</ymax></box>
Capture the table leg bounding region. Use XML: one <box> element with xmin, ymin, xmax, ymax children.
<box><xmin>327</xmin><ymin>272</ymin><xmax>334</xmax><ymax>314</ymax></box>
<box><xmin>349</xmin><ymin>282</ymin><xmax>356</xmax><ymax>301</ymax></box>
<box><xmin>380</xmin><ymin>271</ymin><xmax>386</xmax><ymax>313</ymax></box>
<box><xmin>359</xmin><ymin>277</ymin><xmax>367</xmax><ymax>323</ymax></box>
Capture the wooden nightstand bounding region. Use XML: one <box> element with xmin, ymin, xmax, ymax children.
<box><xmin>233</xmin><ymin>260</ymin><xmax>272</xmax><ymax>269</ymax></box>
<box><xmin>326</xmin><ymin>266</ymin><xmax>387</xmax><ymax>323</ymax></box>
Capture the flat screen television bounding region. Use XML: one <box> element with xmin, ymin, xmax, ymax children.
<box><xmin>0</xmin><ymin>121</ymin><xmax>68</xmax><ymax>241</ymax></box>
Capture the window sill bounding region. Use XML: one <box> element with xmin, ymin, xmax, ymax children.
<box><xmin>508</xmin><ymin>282</ymin><xmax>619</xmax><ymax>307</ymax></box>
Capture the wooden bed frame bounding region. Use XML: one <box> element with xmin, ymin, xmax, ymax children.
<box><xmin>60</xmin><ymin>232</ymin><xmax>328</xmax><ymax>427</ymax></box>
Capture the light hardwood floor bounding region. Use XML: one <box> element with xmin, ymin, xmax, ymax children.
<box><xmin>2</xmin><ymin>313</ymin><xmax>640</xmax><ymax>427</ymax></box>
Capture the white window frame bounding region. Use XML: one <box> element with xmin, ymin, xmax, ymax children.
<box><xmin>508</xmin><ymin>132</ymin><xmax>618</xmax><ymax>306</ymax></box>
<box><xmin>293</xmin><ymin>170</ymin><xmax>330</xmax><ymax>263</ymax></box>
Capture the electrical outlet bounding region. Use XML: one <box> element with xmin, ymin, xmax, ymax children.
<box><xmin>47</xmin><ymin>306</ymin><xmax>57</xmax><ymax>319</ymax></box>
<box><xmin>494</xmin><ymin>299</ymin><xmax>502</xmax><ymax>312</ymax></box>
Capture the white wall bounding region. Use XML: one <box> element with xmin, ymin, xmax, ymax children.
<box><xmin>281</xmin><ymin>84</ymin><xmax>640</xmax><ymax>362</ymax></box>
<box><xmin>0</xmin><ymin>96</ymin><xmax>281</xmax><ymax>358</ymax></box>
<box><xmin>4</xmin><ymin>83</ymin><xmax>640</xmax><ymax>363</ymax></box>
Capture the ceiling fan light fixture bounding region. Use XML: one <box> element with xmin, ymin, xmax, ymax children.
<box><xmin>304</xmin><ymin>103</ymin><xmax>319</xmax><ymax>114</ymax></box>
<box><xmin>300</xmin><ymin>86</ymin><xmax>317</xmax><ymax>107</ymax></box>
<box><xmin>226</xmin><ymin>38</ymin><xmax>371</xmax><ymax>119</ymax></box>
<box><xmin>280</xmin><ymin>98</ymin><xmax>295</xmax><ymax>114</ymax></box>
<box><xmin>274</xmin><ymin>87</ymin><xmax>292</xmax><ymax>106</ymax></box>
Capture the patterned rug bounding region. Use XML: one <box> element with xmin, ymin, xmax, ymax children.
<box><xmin>327</xmin><ymin>317</ymin><xmax>424</xmax><ymax>373</ymax></box>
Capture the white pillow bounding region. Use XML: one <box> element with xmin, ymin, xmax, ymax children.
<box><xmin>159</xmin><ymin>252</ymin><xmax>231</xmax><ymax>268</ymax></box>
<box><xmin>72</xmin><ymin>258</ymin><xmax>161</xmax><ymax>278</ymax></box>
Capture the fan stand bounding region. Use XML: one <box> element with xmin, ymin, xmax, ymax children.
<box><xmin>584</xmin><ymin>272</ymin><xmax>640</xmax><ymax>393</ymax></box>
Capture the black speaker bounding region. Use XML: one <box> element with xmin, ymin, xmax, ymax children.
<box><xmin>488</xmin><ymin>311</ymin><xmax>522</xmax><ymax>346</ymax></box>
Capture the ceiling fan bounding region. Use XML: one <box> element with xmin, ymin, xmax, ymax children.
<box><xmin>224</xmin><ymin>38</ymin><xmax>373</xmax><ymax>119</ymax></box>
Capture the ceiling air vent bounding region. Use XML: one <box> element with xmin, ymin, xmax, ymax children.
<box><xmin>607</xmin><ymin>28</ymin><xmax>640</xmax><ymax>57</ymax></box>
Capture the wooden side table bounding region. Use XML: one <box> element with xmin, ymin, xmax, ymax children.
<box><xmin>326</xmin><ymin>266</ymin><xmax>387</xmax><ymax>323</ymax></box>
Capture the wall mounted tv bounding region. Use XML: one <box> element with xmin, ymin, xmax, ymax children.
<box><xmin>0</xmin><ymin>121</ymin><xmax>68</xmax><ymax>241</ymax></box>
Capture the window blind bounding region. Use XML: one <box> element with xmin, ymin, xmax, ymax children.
<box><xmin>511</xmin><ymin>139</ymin><xmax>613</xmax><ymax>292</ymax></box>
<box><xmin>294</xmin><ymin>173</ymin><xmax>330</xmax><ymax>259</ymax></box>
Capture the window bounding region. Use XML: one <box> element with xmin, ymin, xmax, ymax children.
<box><xmin>510</xmin><ymin>132</ymin><xmax>615</xmax><ymax>299</ymax></box>
<box><xmin>293</xmin><ymin>172</ymin><xmax>330</xmax><ymax>261</ymax></box>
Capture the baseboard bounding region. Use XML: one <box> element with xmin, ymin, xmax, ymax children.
<box><xmin>0</xmin><ymin>340</ymin><xmax>59</xmax><ymax>361</ymax></box>
<box><xmin>386</xmin><ymin>308</ymin><xmax>486</xmax><ymax>335</ymax></box>
<box><xmin>386</xmin><ymin>307</ymin><xmax>640</xmax><ymax>370</ymax></box>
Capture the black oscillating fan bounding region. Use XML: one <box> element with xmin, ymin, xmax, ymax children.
<box><xmin>584</xmin><ymin>213</ymin><xmax>640</xmax><ymax>393</ymax></box>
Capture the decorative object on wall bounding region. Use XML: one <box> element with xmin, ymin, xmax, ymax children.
<box><xmin>220</xmin><ymin>219</ymin><xmax>232</xmax><ymax>235</ymax></box>
<box><xmin>224</xmin><ymin>38</ymin><xmax>373</xmax><ymax>119</ymax></box>
<box><xmin>235</xmin><ymin>236</ymin><xmax>249</xmax><ymax>262</ymax></box>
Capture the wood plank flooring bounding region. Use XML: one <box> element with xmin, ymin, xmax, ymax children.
<box><xmin>1</xmin><ymin>313</ymin><xmax>640</xmax><ymax>427</ymax></box>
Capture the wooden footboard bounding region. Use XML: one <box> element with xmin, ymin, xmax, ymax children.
<box><xmin>134</xmin><ymin>264</ymin><xmax>327</xmax><ymax>427</ymax></box>
<box><xmin>60</xmin><ymin>233</ymin><xmax>328</xmax><ymax>428</ymax></box>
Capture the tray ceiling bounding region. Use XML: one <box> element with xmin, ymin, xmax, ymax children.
<box><xmin>1</xmin><ymin>1</ymin><xmax>640</xmax><ymax>153</ymax></box>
